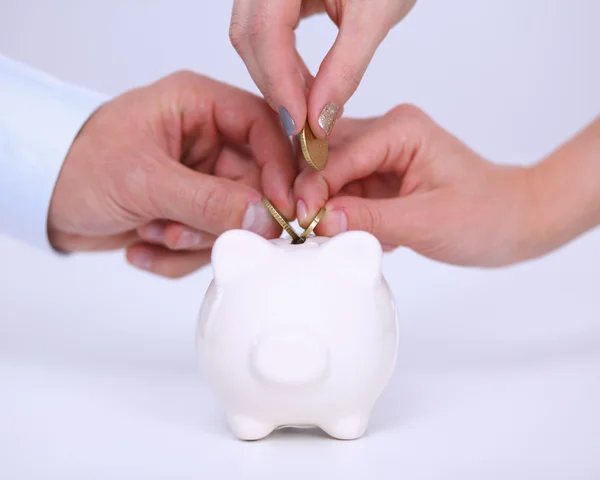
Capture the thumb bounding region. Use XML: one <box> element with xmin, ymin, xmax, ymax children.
<box><xmin>307</xmin><ymin>8</ymin><xmax>390</xmax><ymax>138</ymax></box>
<box><xmin>316</xmin><ymin>195</ymin><xmax>430</xmax><ymax>248</ymax></box>
<box><xmin>149</xmin><ymin>160</ymin><xmax>280</xmax><ymax>238</ymax></box>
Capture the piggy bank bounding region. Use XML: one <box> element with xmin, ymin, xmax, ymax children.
<box><xmin>195</xmin><ymin>229</ymin><xmax>399</xmax><ymax>440</ymax></box>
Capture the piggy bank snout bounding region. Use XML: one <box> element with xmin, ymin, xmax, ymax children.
<box><xmin>250</xmin><ymin>330</ymin><xmax>329</xmax><ymax>387</ymax></box>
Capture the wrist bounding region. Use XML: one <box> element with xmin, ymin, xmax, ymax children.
<box><xmin>47</xmin><ymin>101</ymin><xmax>107</xmax><ymax>253</ymax></box>
<box><xmin>523</xmin><ymin>119</ymin><xmax>600</xmax><ymax>261</ymax></box>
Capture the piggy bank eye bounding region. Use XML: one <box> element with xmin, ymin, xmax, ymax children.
<box><xmin>319</xmin><ymin>231</ymin><xmax>383</xmax><ymax>284</ymax></box>
<box><xmin>211</xmin><ymin>229</ymin><xmax>275</xmax><ymax>284</ymax></box>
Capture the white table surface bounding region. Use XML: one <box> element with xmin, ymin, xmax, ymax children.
<box><xmin>1</xmin><ymin>228</ymin><xmax>599</xmax><ymax>479</ymax></box>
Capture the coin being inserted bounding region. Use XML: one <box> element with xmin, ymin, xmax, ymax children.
<box><xmin>299</xmin><ymin>121</ymin><xmax>328</xmax><ymax>170</ymax></box>
<box><xmin>261</xmin><ymin>197</ymin><xmax>301</xmax><ymax>243</ymax></box>
<box><xmin>299</xmin><ymin>207</ymin><xmax>326</xmax><ymax>242</ymax></box>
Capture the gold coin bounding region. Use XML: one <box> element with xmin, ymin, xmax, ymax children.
<box><xmin>261</xmin><ymin>197</ymin><xmax>301</xmax><ymax>242</ymax></box>
<box><xmin>299</xmin><ymin>121</ymin><xmax>328</xmax><ymax>170</ymax></box>
<box><xmin>300</xmin><ymin>207</ymin><xmax>326</xmax><ymax>241</ymax></box>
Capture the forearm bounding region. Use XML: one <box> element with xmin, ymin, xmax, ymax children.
<box><xmin>0</xmin><ymin>54</ymin><xmax>108</xmax><ymax>251</ymax></box>
<box><xmin>528</xmin><ymin>116</ymin><xmax>600</xmax><ymax>258</ymax></box>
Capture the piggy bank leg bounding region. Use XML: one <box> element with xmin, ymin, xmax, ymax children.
<box><xmin>321</xmin><ymin>412</ymin><xmax>370</xmax><ymax>440</ymax></box>
<box><xmin>227</xmin><ymin>414</ymin><xmax>274</xmax><ymax>441</ymax></box>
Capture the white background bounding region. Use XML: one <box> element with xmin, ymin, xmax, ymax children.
<box><xmin>1</xmin><ymin>0</ymin><xmax>599</xmax><ymax>478</ymax></box>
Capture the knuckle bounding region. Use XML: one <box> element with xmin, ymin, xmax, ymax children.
<box><xmin>389</xmin><ymin>103</ymin><xmax>426</xmax><ymax>123</ymax></box>
<box><xmin>164</xmin><ymin>69</ymin><xmax>199</xmax><ymax>88</ymax></box>
<box><xmin>229</xmin><ymin>17</ymin><xmax>248</xmax><ymax>52</ymax></box>
<box><xmin>196</xmin><ymin>184</ymin><xmax>240</xmax><ymax>233</ymax></box>
<box><xmin>196</xmin><ymin>185</ymin><xmax>224</xmax><ymax>228</ymax></box>
<box><xmin>389</xmin><ymin>103</ymin><xmax>429</xmax><ymax>128</ymax></box>
<box><xmin>358</xmin><ymin>203</ymin><xmax>381</xmax><ymax>235</ymax></box>
<box><xmin>386</xmin><ymin>103</ymin><xmax>431</xmax><ymax>141</ymax></box>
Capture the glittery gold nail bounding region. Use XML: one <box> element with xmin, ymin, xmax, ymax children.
<box><xmin>318</xmin><ymin>102</ymin><xmax>339</xmax><ymax>135</ymax></box>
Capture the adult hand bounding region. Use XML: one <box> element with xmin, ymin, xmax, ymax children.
<box><xmin>294</xmin><ymin>105</ymin><xmax>579</xmax><ymax>268</ymax></box>
<box><xmin>48</xmin><ymin>71</ymin><xmax>296</xmax><ymax>278</ymax></box>
<box><xmin>229</xmin><ymin>0</ymin><xmax>417</xmax><ymax>138</ymax></box>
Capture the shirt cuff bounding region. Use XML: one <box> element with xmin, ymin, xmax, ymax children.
<box><xmin>0</xmin><ymin>54</ymin><xmax>109</xmax><ymax>252</ymax></box>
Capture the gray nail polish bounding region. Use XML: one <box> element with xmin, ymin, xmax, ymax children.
<box><xmin>279</xmin><ymin>106</ymin><xmax>295</xmax><ymax>136</ymax></box>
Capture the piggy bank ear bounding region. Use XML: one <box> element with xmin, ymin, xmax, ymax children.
<box><xmin>211</xmin><ymin>229</ymin><xmax>275</xmax><ymax>284</ymax></box>
<box><xmin>319</xmin><ymin>231</ymin><xmax>383</xmax><ymax>284</ymax></box>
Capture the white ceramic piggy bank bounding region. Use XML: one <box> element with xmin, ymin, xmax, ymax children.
<box><xmin>196</xmin><ymin>229</ymin><xmax>399</xmax><ymax>440</ymax></box>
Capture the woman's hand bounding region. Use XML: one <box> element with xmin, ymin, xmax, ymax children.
<box><xmin>294</xmin><ymin>107</ymin><xmax>600</xmax><ymax>267</ymax></box>
<box><xmin>229</xmin><ymin>0</ymin><xmax>417</xmax><ymax>138</ymax></box>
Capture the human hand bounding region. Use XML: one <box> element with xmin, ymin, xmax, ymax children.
<box><xmin>229</xmin><ymin>0</ymin><xmax>417</xmax><ymax>138</ymax></box>
<box><xmin>294</xmin><ymin>105</ymin><xmax>546</xmax><ymax>267</ymax></box>
<box><xmin>47</xmin><ymin>71</ymin><xmax>295</xmax><ymax>278</ymax></box>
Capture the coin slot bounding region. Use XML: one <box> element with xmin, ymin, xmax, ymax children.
<box><xmin>261</xmin><ymin>197</ymin><xmax>326</xmax><ymax>245</ymax></box>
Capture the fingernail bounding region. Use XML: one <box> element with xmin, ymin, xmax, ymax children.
<box><xmin>279</xmin><ymin>106</ymin><xmax>295</xmax><ymax>136</ymax></box>
<box><xmin>242</xmin><ymin>202</ymin><xmax>275</xmax><ymax>235</ymax></box>
<box><xmin>175</xmin><ymin>229</ymin><xmax>203</xmax><ymax>249</ymax></box>
<box><xmin>318</xmin><ymin>102</ymin><xmax>339</xmax><ymax>136</ymax></box>
<box><xmin>297</xmin><ymin>199</ymin><xmax>307</xmax><ymax>225</ymax></box>
<box><xmin>131</xmin><ymin>251</ymin><xmax>153</xmax><ymax>270</ymax></box>
<box><xmin>142</xmin><ymin>223</ymin><xmax>164</xmax><ymax>242</ymax></box>
<box><xmin>326</xmin><ymin>209</ymin><xmax>348</xmax><ymax>234</ymax></box>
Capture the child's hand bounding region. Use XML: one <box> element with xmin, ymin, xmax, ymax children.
<box><xmin>294</xmin><ymin>105</ymin><xmax>542</xmax><ymax>267</ymax></box>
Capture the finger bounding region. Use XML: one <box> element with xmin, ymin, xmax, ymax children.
<box><xmin>326</xmin><ymin>116</ymin><xmax>377</xmax><ymax>149</ymax></box>
<box><xmin>163</xmin><ymin>223</ymin><xmax>216</xmax><ymax>250</ymax></box>
<box><xmin>293</xmin><ymin>117</ymin><xmax>376</xmax><ymax>227</ymax></box>
<box><xmin>382</xmin><ymin>243</ymin><xmax>398</xmax><ymax>253</ymax></box>
<box><xmin>147</xmin><ymin>146</ymin><xmax>262</xmax><ymax>249</ymax></box>
<box><xmin>294</xmin><ymin>105</ymin><xmax>427</xmax><ymax>224</ymax></box>
<box><xmin>137</xmin><ymin>221</ymin><xmax>216</xmax><ymax>251</ymax></box>
<box><xmin>191</xmin><ymin>75</ymin><xmax>297</xmax><ymax>218</ymax></box>
<box><xmin>307</xmin><ymin>7</ymin><xmax>392</xmax><ymax>138</ymax></box>
<box><xmin>49</xmin><ymin>230</ymin><xmax>140</xmax><ymax>252</ymax></box>
<box><xmin>149</xmin><ymin>160</ymin><xmax>282</xmax><ymax>239</ymax></box>
<box><xmin>298</xmin><ymin>0</ymin><xmax>327</xmax><ymax>20</ymax></box>
<box><xmin>247</xmin><ymin>0</ymin><xmax>306</xmax><ymax>135</ymax></box>
<box><xmin>337</xmin><ymin>179</ymin><xmax>364</xmax><ymax>198</ymax></box>
<box><xmin>358</xmin><ymin>172</ymin><xmax>402</xmax><ymax>199</ymax></box>
<box><xmin>294</xmin><ymin>169</ymin><xmax>329</xmax><ymax>228</ymax></box>
<box><xmin>296</xmin><ymin>50</ymin><xmax>315</xmax><ymax>94</ymax></box>
<box><xmin>126</xmin><ymin>243</ymin><xmax>212</xmax><ymax>279</ymax></box>
<box><xmin>316</xmin><ymin>195</ymin><xmax>430</xmax><ymax>248</ymax></box>
<box><xmin>230</xmin><ymin>0</ymin><xmax>269</xmax><ymax>105</ymax></box>
<box><xmin>140</xmin><ymin>145</ymin><xmax>263</xmax><ymax>251</ymax></box>
<box><xmin>213</xmin><ymin>144</ymin><xmax>261</xmax><ymax>191</ymax></box>
<box><xmin>136</xmin><ymin>220</ymin><xmax>168</xmax><ymax>244</ymax></box>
